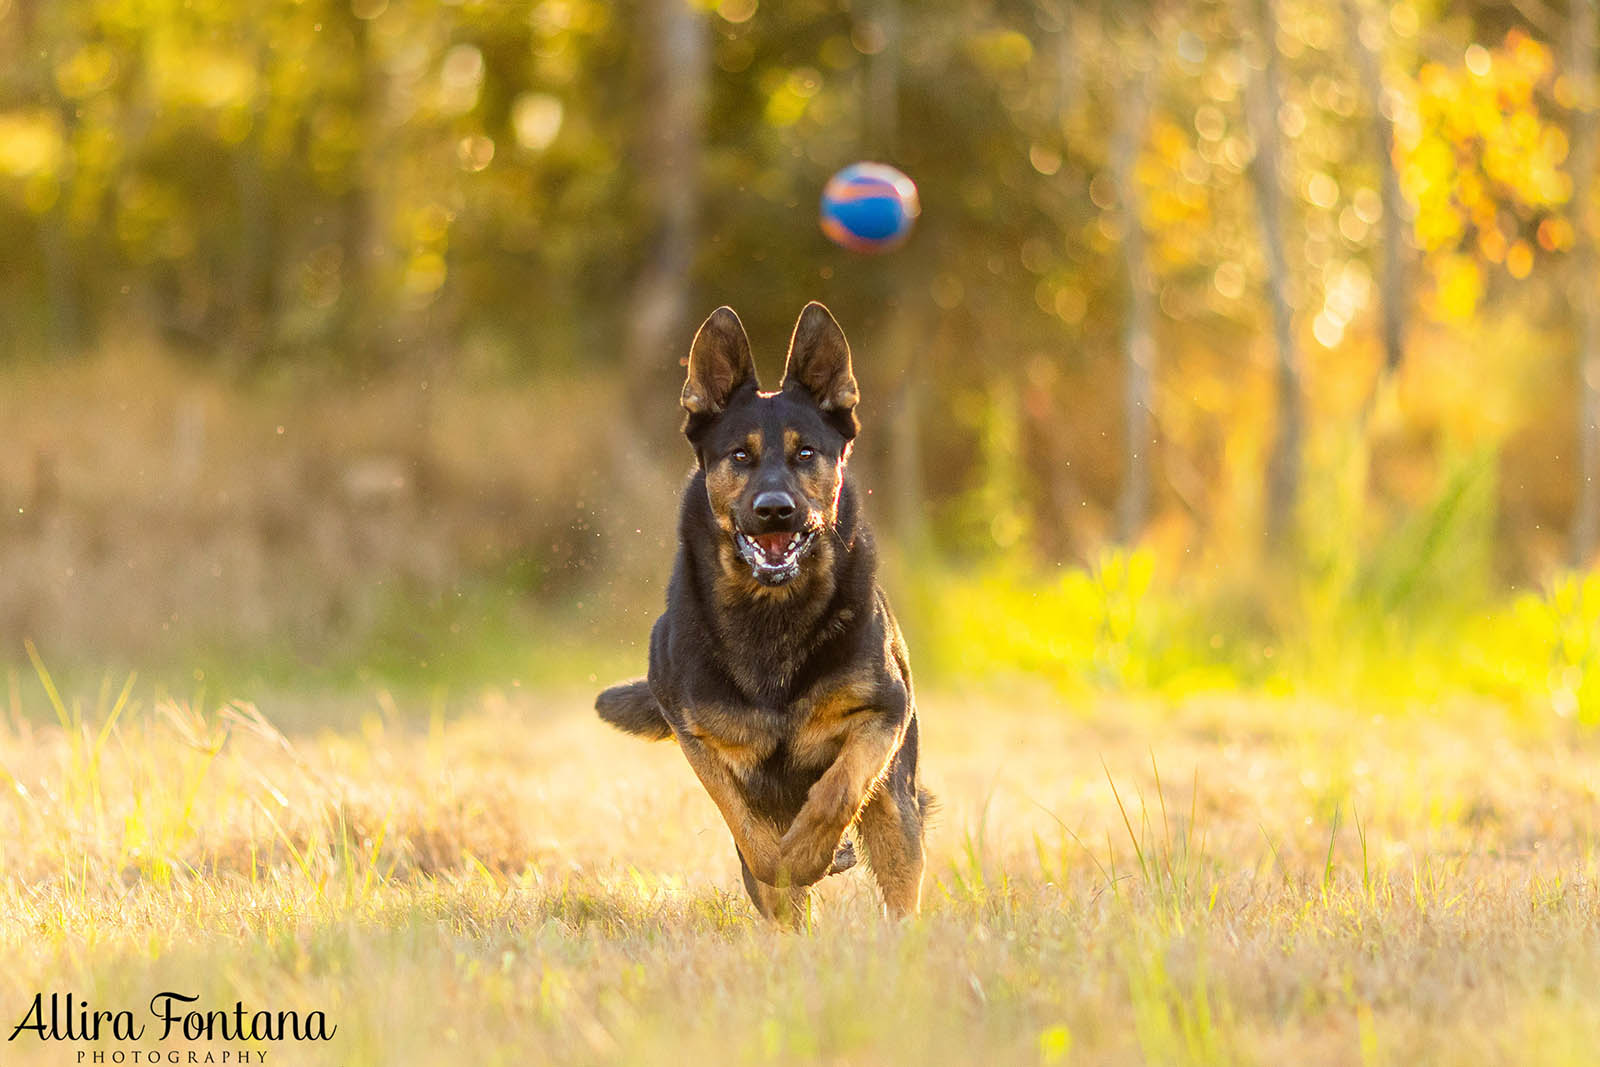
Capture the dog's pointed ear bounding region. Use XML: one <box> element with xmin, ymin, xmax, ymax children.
<box><xmin>780</xmin><ymin>302</ymin><xmax>859</xmax><ymax>439</ymax></box>
<box><xmin>682</xmin><ymin>307</ymin><xmax>757</xmax><ymax>420</ymax></box>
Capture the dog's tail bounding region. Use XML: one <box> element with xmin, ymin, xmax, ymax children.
<box><xmin>916</xmin><ymin>786</ymin><xmax>940</xmax><ymax>835</ymax></box>
<box><xmin>595</xmin><ymin>679</ymin><xmax>672</xmax><ymax>740</ymax></box>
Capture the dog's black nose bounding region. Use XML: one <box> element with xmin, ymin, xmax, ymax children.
<box><xmin>752</xmin><ymin>491</ymin><xmax>797</xmax><ymax>524</ymax></box>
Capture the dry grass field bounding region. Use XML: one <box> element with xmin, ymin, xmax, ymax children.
<box><xmin>3</xmin><ymin>665</ymin><xmax>1599</xmax><ymax>1066</ymax></box>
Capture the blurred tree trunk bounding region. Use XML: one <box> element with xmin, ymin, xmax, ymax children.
<box><xmin>1244</xmin><ymin>0</ymin><xmax>1302</xmax><ymax>553</ymax></box>
<box><xmin>601</xmin><ymin>0</ymin><xmax>708</xmax><ymax>577</ymax></box>
<box><xmin>1053</xmin><ymin>2</ymin><xmax>1078</xmax><ymax>117</ymax></box>
<box><xmin>859</xmin><ymin>0</ymin><xmax>930</xmax><ymax>552</ymax></box>
<box><xmin>621</xmin><ymin>0</ymin><xmax>708</xmax><ymax>440</ymax></box>
<box><xmin>863</xmin><ymin>0</ymin><xmax>900</xmax><ymax>157</ymax></box>
<box><xmin>1571</xmin><ymin>0</ymin><xmax>1600</xmax><ymax>565</ymax></box>
<box><xmin>1111</xmin><ymin>61</ymin><xmax>1156</xmax><ymax>545</ymax></box>
<box><xmin>1344</xmin><ymin>0</ymin><xmax>1406</xmax><ymax>376</ymax></box>
<box><xmin>231</xmin><ymin>141</ymin><xmax>275</xmax><ymax>370</ymax></box>
<box><xmin>878</xmin><ymin>301</ymin><xmax>930</xmax><ymax>553</ymax></box>
<box><xmin>1039</xmin><ymin>0</ymin><xmax>1085</xmax><ymax>561</ymax></box>
<box><xmin>36</xmin><ymin>213</ymin><xmax>82</xmax><ymax>357</ymax></box>
<box><xmin>339</xmin><ymin>11</ymin><xmax>384</xmax><ymax>366</ymax></box>
<box><xmin>14</xmin><ymin>0</ymin><xmax>82</xmax><ymax>357</ymax></box>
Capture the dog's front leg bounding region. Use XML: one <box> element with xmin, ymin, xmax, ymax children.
<box><xmin>674</xmin><ymin>734</ymin><xmax>783</xmax><ymax>884</ymax></box>
<box><xmin>777</xmin><ymin>711</ymin><xmax>906</xmax><ymax>887</ymax></box>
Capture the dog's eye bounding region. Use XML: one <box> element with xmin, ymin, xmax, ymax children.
<box><xmin>796</xmin><ymin>446</ymin><xmax>815</xmax><ymax>461</ymax></box>
<box><xmin>731</xmin><ymin>448</ymin><xmax>750</xmax><ymax>464</ymax></box>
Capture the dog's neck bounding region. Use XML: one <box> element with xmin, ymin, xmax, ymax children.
<box><xmin>684</xmin><ymin>477</ymin><xmax>871</xmax><ymax>706</ymax></box>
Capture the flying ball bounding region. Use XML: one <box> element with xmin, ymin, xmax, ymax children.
<box><xmin>819</xmin><ymin>162</ymin><xmax>920</xmax><ymax>253</ymax></box>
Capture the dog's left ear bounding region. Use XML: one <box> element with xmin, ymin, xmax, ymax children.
<box><xmin>780</xmin><ymin>302</ymin><xmax>859</xmax><ymax>440</ymax></box>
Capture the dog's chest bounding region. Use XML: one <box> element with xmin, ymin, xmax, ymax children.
<box><xmin>682</xmin><ymin>674</ymin><xmax>875</xmax><ymax>782</ymax></box>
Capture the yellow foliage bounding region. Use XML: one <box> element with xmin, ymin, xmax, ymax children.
<box><xmin>54</xmin><ymin>44</ymin><xmax>122</xmax><ymax>99</ymax></box>
<box><xmin>0</xmin><ymin>110</ymin><xmax>65</xmax><ymax>180</ymax></box>
<box><xmin>148</xmin><ymin>43</ymin><xmax>259</xmax><ymax>112</ymax></box>
<box><xmin>967</xmin><ymin>30</ymin><xmax>1034</xmax><ymax>72</ymax></box>
<box><xmin>1538</xmin><ymin>217</ymin><xmax>1574</xmax><ymax>252</ymax></box>
<box><xmin>1398</xmin><ymin>29</ymin><xmax>1567</xmax><ymax>318</ymax></box>
<box><xmin>1506</xmin><ymin>240</ymin><xmax>1534</xmax><ymax>279</ymax></box>
<box><xmin>1431</xmin><ymin>255</ymin><xmax>1482</xmax><ymax>321</ymax></box>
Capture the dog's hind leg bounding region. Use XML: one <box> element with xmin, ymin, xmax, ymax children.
<box><xmin>858</xmin><ymin>783</ymin><xmax>927</xmax><ymax>919</ymax></box>
<box><xmin>738</xmin><ymin>849</ymin><xmax>811</xmax><ymax>928</ymax></box>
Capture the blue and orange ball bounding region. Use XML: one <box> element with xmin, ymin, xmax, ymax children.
<box><xmin>819</xmin><ymin>162</ymin><xmax>920</xmax><ymax>253</ymax></box>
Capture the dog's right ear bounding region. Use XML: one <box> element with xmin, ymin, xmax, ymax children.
<box><xmin>682</xmin><ymin>307</ymin><xmax>757</xmax><ymax>426</ymax></box>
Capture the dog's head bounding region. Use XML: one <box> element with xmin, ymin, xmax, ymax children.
<box><xmin>681</xmin><ymin>302</ymin><xmax>859</xmax><ymax>589</ymax></box>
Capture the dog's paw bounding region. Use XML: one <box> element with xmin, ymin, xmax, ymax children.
<box><xmin>826</xmin><ymin>838</ymin><xmax>858</xmax><ymax>876</ymax></box>
<box><xmin>738</xmin><ymin>829</ymin><xmax>784</xmax><ymax>887</ymax></box>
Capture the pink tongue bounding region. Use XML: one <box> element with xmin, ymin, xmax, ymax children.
<box><xmin>753</xmin><ymin>533</ymin><xmax>790</xmax><ymax>557</ymax></box>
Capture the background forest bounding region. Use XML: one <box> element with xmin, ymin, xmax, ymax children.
<box><xmin>10</xmin><ymin>6</ymin><xmax>1600</xmax><ymax>1063</ymax></box>
<box><xmin>2</xmin><ymin>0</ymin><xmax>1599</xmax><ymax>716</ymax></box>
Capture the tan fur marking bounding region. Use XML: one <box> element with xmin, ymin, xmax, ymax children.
<box><xmin>703</xmin><ymin>460</ymin><xmax>748</xmax><ymax>535</ymax></box>
<box><xmin>691</xmin><ymin>731</ymin><xmax>766</xmax><ymax>778</ymax></box>
<box><xmin>789</xmin><ymin>672</ymin><xmax>878</xmax><ymax>768</ymax></box>
<box><xmin>782</xmin><ymin>426</ymin><xmax>842</xmax><ymax>526</ymax></box>
<box><xmin>858</xmin><ymin>787</ymin><xmax>925</xmax><ymax>918</ymax></box>
<box><xmin>776</xmin><ymin>714</ymin><xmax>903</xmax><ymax>886</ymax></box>
<box><xmin>682</xmin><ymin>704</ymin><xmax>779</xmax><ymax>779</ymax></box>
<box><xmin>793</xmin><ymin>454</ymin><xmax>844</xmax><ymax>528</ymax></box>
<box><xmin>703</xmin><ymin>434</ymin><xmax>763</xmax><ymax>536</ymax></box>
<box><xmin>674</xmin><ymin>730</ymin><xmax>783</xmax><ymax>884</ymax></box>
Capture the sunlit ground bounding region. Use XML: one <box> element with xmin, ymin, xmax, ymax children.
<box><xmin>2</xmin><ymin>675</ymin><xmax>1598</xmax><ymax>1066</ymax></box>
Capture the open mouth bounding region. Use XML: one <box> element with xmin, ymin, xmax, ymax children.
<box><xmin>733</xmin><ymin>528</ymin><xmax>818</xmax><ymax>585</ymax></box>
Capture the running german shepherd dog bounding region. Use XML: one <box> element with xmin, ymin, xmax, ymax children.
<box><xmin>595</xmin><ymin>302</ymin><xmax>931</xmax><ymax>922</ymax></box>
